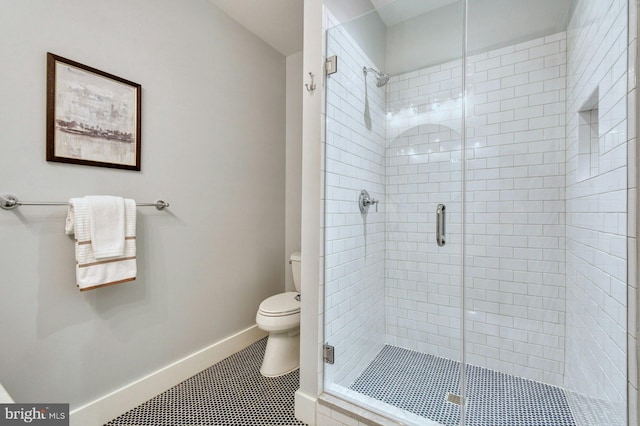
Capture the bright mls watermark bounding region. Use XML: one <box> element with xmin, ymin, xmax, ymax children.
<box><xmin>0</xmin><ymin>404</ymin><xmax>68</xmax><ymax>425</ymax></box>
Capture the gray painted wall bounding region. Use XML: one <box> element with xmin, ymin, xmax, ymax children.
<box><xmin>323</xmin><ymin>0</ymin><xmax>375</xmax><ymax>24</ymax></box>
<box><xmin>341</xmin><ymin>12</ymin><xmax>387</xmax><ymax>71</ymax></box>
<box><xmin>385</xmin><ymin>1</ymin><xmax>463</xmax><ymax>75</ymax></box>
<box><xmin>0</xmin><ymin>0</ymin><xmax>285</xmax><ymax>409</ymax></box>
<box><xmin>324</xmin><ymin>0</ymin><xmax>387</xmax><ymax>71</ymax></box>
<box><xmin>387</xmin><ymin>0</ymin><xmax>570</xmax><ymax>75</ymax></box>
<box><xmin>327</xmin><ymin>0</ymin><xmax>570</xmax><ymax>76</ymax></box>
<box><xmin>285</xmin><ymin>51</ymin><xmax>303</xmax><ymax>291</ymax></box>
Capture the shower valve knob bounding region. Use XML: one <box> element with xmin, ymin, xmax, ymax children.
<box><xmin>359</xmin><ymin>190</ymin><xmax>379</xmax><ymax>214</ymax></box>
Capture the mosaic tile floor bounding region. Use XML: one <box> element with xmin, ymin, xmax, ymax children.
<box><xmin>104</xmin><ymin>338</ymin><xmax>306</xmax><ymax>426</ymax></box>
<box><xmin>565</xmin><ymin>390</ymin><xmax>625</xmax><ymax>426</ymax></box>
<box><xmin>350</xmin><ymin>345</ymin><xmax>576</xmax><ymax>426</ymax></box>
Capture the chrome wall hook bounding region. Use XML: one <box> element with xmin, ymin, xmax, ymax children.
<box><xmin>305</xmin><ymin>72</ymin><xmax>316</xmax><ymax>92</ymax></box>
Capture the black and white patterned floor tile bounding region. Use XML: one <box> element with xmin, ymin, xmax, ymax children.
<box><xmin>104</xmin><ymin>338</ymin><xmax>306</xmax><ymax>426</ymax></box>
<box><xmin>350</xmin><ymin>345</ymin><xmax>577</xmax><ymax>426</ymax></box>
<box><xmin>565</xmin><ymin>390</ymin><xmax>625</xmax><ymax>426</ymax></box>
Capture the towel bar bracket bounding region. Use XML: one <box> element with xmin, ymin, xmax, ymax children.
<box><xmin>0</xmin><ymin>194</ymin><xmax>18</xmax><ymax>210</ymax></box>
<box><xmin>0</xmin><ymin>194</ymin><xmax>170</xmax><ymax>211</ymax></box>
<box><xmin>151</xmin><ymin>200</ymin><xmax>170</xmax><ymax>210</ymax></box>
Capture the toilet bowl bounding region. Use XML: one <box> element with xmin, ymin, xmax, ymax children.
<box><xmin>255</xmin><ymin>252</ymin><xmax>301</xmax><ymax>377</ymax></box>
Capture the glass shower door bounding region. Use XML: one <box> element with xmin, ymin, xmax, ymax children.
<box><xmin>323</xmin><ymin>8</ymin><xmax>389</xmax><ymax>406</ymax></box>
<box><xmin>323</xmin><ymin>1</ymin><xmax>466</xmax><ymax>424</ymax></box>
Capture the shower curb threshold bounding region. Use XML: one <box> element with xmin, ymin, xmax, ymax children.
<box><xmin>318</xmin><ymin>393</ymin><xmax>408</xmax><ymax>426</ymax></box>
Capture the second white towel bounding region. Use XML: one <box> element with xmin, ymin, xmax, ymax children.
<box><xmin>86</xmin><ymin>195</ymin><xmax>125</xmax><ymax>259</ymax></box>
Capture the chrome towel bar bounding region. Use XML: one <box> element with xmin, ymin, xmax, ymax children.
<box><xmin>0</xmin><ymin>194</ymin><xmax>169</xmax><ymax>211</ymax></box>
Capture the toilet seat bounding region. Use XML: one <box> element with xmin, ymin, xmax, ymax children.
<box><xmin>258</xmin><ymin>292</ymin><xmax>300</xmax><ymax>317</ymax></box>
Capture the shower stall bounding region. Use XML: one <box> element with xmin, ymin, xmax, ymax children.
<box><xmin>322</xmin><ymin>0</ymin><xmax>633</xmax><ymax>425</ymax></box>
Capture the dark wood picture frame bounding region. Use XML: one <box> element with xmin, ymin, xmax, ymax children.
<box><xmin>46</xmin><ymin>53</ymin><xmax>141</xmax><ymax>171</ymax></box>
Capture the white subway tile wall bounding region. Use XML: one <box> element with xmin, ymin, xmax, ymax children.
<box><xmin>564</xmin><ymin>0</ymin><xmax>628</xmax><ymax>409</ymax></box>
<box><xmin>385</xmin><ymin>33</ymin><xmax>568</xmax><ymax>385</ymax></box>
<box><xmin>465</xmin><ymin>33</ymin><xmax>568</xmax><ymax>385</ymax></box>
<box><xmin>384</xmin><ymin>58</ymin><xmax>464</xmax><ymax>361</ymax></box>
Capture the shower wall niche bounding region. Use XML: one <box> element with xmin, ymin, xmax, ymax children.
<box><xmin>564</xmin><ymin>0</ymin><xmax>628</xmax><ymax>407</ymax></box>
<box><xmin>323</xmin><ymin>0</ymin><xmax>629</xmax><ymax>425</ymax></box>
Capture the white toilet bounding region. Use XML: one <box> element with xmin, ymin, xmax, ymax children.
<box><xmin>255</xmin><ymin>252</ymin><xmax>301</xmax><ymax>377</ymax></box>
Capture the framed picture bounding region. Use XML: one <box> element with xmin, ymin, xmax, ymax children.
<box><xmin>46</xmin><ymin>52</ymin><xmax>141</xmax><ymax>170</ymax></box>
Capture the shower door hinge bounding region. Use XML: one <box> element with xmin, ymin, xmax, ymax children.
<box><xmin>323</xmin><ymin>343</ymin><xmax>335</xmax><ymax>364</ymax></box>
<box><xmin>326</xmin><ymin>55</ymin><xmax>337</xmax><ymax>75</ymax></box>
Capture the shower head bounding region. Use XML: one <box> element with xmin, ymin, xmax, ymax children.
<box><xmin>363</xmin><ymin>66</ymin><xmax>391</xmax><ymax>87</ymax></box>
<box><xmin>376</xmin><ymin>73</ymin><xmax>391</xmax><ymax>87</ymax></box>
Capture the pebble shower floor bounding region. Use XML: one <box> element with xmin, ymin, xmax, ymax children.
<box><xmin>350</xmin><ymin>345</ymin><xmax>576</xmax><ymax>426</ymax></box>
<box><xmin>104</xmin><ymin>337</ymin><xmax>306</xmax><ymax>426</ymax></box>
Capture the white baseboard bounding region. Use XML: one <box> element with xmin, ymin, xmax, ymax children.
<box><xmin>295</xmin><ymin>389</ymin><xmax>317</xmax><ymax>425</ymax></box>
<box><xmin>70</xmin><ymin>325</ymin><xmax>267</xmax><ymax>426</ymax></box>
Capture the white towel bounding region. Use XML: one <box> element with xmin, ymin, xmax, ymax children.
<box><xmin>86</xmin><ymin>195</ymin><xmax>125</xmax><ymax>259</ymax></box>
<box><xmin>66</xmin><ymin>197</ymin><xmax>137</xmax><ymax>291</ymax></box>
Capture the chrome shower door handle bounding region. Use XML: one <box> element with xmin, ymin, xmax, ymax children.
<box><xmin>436</xmin><ymin>204</ymin><xmax>446</xmax><ymax>247</ymax></box>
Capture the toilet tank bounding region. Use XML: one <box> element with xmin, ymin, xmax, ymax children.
<box><xmin>290</xmin><ymin>252</ymin><xmax>301</xmax><ymax>292</ymax></box>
